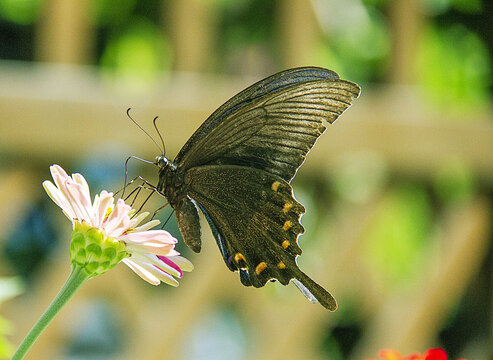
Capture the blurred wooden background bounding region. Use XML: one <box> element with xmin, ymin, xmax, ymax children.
<box><xmin>0</xmin><ymin>0</ymin><xmax>492</xmax><ymax>359</ymax></box>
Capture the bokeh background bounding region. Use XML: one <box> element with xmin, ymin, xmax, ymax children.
<box><xmin>0</xmin><ymin>0</ymin><xmax>492</xmax><ymax>359</ymax></box>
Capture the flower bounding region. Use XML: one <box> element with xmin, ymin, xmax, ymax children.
<box><xmin>367</xmin><ymin>348</ymin><xmax>466</xmax><ymax>360</ymax></box>
<box><xmin>43</xmin><ymin>164</ymin><xmax>193</xmax><ymax>285</ymax></box>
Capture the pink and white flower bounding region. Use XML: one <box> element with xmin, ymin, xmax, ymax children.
<box><xmin>42</xmin><ymin>164</ymin><xmax>193</xmax><ymax>286</ymax></box>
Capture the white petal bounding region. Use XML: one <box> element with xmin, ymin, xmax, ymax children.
<box><xmin>50</xmin><ymin>165</ymin><xmax>72</xmax><ymax>198</ymax></box>
<box><xmin>122</xmin><ymin>258</ymin><xmax>160</xmax><ymax>285</ymax></box>
<box><xmin>134</xmin><ymin>219</ymin><xmax>161</xmax><ymax>232</ymax></box>
<box><xmin>104</xmin><ymin>199</ymin><xmax>133</xmax><ymax>236</ymax></box>
<box><xmin>123</xmin><ymin>258</ymin><xmax>179</xmax><ymax>286</ymax></box>
<box><xmin>137</xmin><ymin>258</ymin><xmax>180</xmax><ymax>286</ymax></box>
<box><xmin>129</xmin><ymin>253</ymin><xmax>181</xmax><ymax>278</ymax></box>
<box><xmin>93</xmin><ymin>191</ymin><xmax>114</xmax><ymax>228</ymax></box>
<box><xmin>120</xmin><ymin>230</ymin><xmax>177</xmax><ymax>245</ymax></box>
<box><xmin>131</xmin><ymin>212</ymin><xmax>150</xmax><ymax>227</ymax></box>
<box><xmin>43</xmin><ymin>180</ymin><xmax>76</xmax><ymax>220</ymax></box>
<box><xmin>147</xmin><ymin>265</ymin><xmax>179</xmax><ymax>286</ymax></box>
<box><xmin>72</xmin><ymin>173</ymin><xmax>91</xmax><ymax>204</ymax></box>
<box><xmin>125</xmin><ymin>243</ymin><xmax>176</xmax><ymax>257</ymax></box>
<box><xmin>65</xmin><ymin>181</ymin><xmax>93</xmax><ymax>223</ymax></box>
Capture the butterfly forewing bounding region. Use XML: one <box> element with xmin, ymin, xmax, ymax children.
<box><xmin>173</xmin><ymin>67</ymin><xmax>342</xmax><ymax>165</ymax></box>
<box><xmin>175</xmin><ymin>77</ymin><xmax>360</xmax><ymax>182</ymax></box>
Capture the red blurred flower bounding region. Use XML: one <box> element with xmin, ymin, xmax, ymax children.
<box><xmin>366</xmin><ymin>348</ymin><xmax>466</xmax><ymax>360</ymax></box>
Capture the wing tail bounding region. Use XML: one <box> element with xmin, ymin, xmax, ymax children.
<box><xmin>292</xmin><ymin>271</ymin><xmax>337</xmax><ymax>311</ymax></box>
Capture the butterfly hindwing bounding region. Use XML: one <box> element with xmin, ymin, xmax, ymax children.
<box><xmin>183</xmin><ymin>164</ymin><xmax>337</xmax><ymax>310</ymax></box>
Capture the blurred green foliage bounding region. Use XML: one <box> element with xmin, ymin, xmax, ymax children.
<box><xmin>365</xmin><ymin>183</ymin><xmax>433</xmax><ymax>287</ymax></box>
<box><xmin>92</xmin><ymin>0</ymin><xmax>137</xmax><ymax>27</ymax></box>
<box><xmin>0</xmin><ymin>277</ymin><xmax>24</xmax><ymax>359</ymax></box>
<box><xmin>315</xmin><ymin>4</ymin><xmax>391</xmax><ymax>82</ymax></box>
<box><xmin>422</xmin><ymin>0</ymin><xmax>483</xmax><ymax>15</ymax></box>
<box><xmin>0</xmin><ymin>0</ymin><xmax>489</xmax><ymax>112</ymax></box>
<box><xmin>416</xmin><ymin>24</ymin><xmax>491</xmax><ymax>112</ymax></box>
<box><xmin>433</xmin><ymin>160</ymin><xmax>477</xmax><ymax>204</ymax></box>
<box><xmin>0</xmin><ymin>0</ymin><xmax>42</xmax><ymax>25</ymax></box>
<box><xmin>100</xmin><ymin>18</ymin><xmax>172</xmax><ymax>89</ymax></box>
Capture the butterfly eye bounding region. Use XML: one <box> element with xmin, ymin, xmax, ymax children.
<box><xmin>155</xmin><ymin>156</ymin><xmax>169</xmax><ymax>169</ymax></box>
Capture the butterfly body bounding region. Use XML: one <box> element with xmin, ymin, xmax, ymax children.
<box><xmin>154</xmin><ymin>67</ymin><xmax>360</xmax><ymax>310</ymax></box>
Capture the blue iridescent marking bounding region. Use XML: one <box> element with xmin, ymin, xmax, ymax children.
<box><xmin>197</xmin><ymin>203</ymin><xmax>236</xmax><ymax>271</ymax></box>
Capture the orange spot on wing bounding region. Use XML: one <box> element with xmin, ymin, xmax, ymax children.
<box><xmin>271</xmin><ymin>181</ymin><xmax>280</xmax><ymax>191</ymax></box>
<box><xmin>282</xmin><ymin>203</ymin><xmax>293</xmax><ymax>213</ymax></box>
<box><xmin>255</xmin><ymin>262</ymin><xmax>267</xmax><ymax>275</ymax></box>
<box><xmin>282</xmin><ymin>240</ymin><xmax>290</xmax><ymax>249</ymax></box>
<box><xmin>234</xmin><ymin>253</ymin><xmax>245</xmax><ymax>263</ymax></box>
<box><xmin>277</xmin><ymin>261</ymin><xmax>286</xmax><ymax>269</ymax></box>
<box><xmin>282</xmin><ymin>220</ymin><xmax>293</xmax><ymax>231</ymax></box>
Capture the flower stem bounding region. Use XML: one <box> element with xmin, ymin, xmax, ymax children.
<box><xmin>12</xmin><ymin>264</ymin><xmax>91</xmax><ymax>360</ymax></box>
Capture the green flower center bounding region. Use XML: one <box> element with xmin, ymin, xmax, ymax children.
<box><xmin>70</xmin><ymin>221</ymin><xmax>128</xmax><ymax>277</ymax></box>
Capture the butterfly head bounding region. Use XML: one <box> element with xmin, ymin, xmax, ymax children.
<box><xmin>155</xmin><ymin>155</ymin><xmax>178</xmax><ymax>171</ymax></box>
<box><xmin>155</xmin><ymin>155</ymin><xmax>170</xmax><ymax>169</ymax></box>
<box><xmin>155</xmin><ymin>155</ymin><xmax>179</xmax><ymax>194</ymax></box>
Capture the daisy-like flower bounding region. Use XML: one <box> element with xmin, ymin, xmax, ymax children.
<box><xmin>367</xmin><ymin>348</ymin><xmax>466</xmax><ymax>360</ymax></box>
<box><xmin>42</xmin><ymin>164</ymin><xmax>193</xmax><ymax>285</ymax></box>
<box><xmin>13</xmin><ymin>165</ymin><xmax>193</xmax><ymax>360</ymax></box>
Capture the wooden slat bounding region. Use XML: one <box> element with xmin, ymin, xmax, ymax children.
<box><xmin>277</xmin><ymin>0</ymin><xmax>319</xmax><ymax>68</ymax></box>
<box><xmin>166</xmin><ymin>0</ymin><xmax>216</xmax><ymax>72</ymax></box>
<box><xmin>36</xmin><ymin>0</ymin><xmax>93</xmax><ymax>64</ymax></box>
<box><xmin>387</xmin><ymin>0</ymin><xmax>423</xmax><ymax>83</ymax></box>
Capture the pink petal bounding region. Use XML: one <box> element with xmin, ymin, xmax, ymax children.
<box><xmin>167</xmin><ymin>255</ymin><xmax>194</xmax><ymax>272</ymax></box>
<box><xmin>158</xmin><ymin>256</ymin><xmax>183</xmax><ymax>278</ymax></box>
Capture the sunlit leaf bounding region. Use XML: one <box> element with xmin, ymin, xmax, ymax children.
<box><xmin>365</xmin><ymin>183</ymin><xmax>433</xmax><ymax>286</ymax></box>
<box><xmin>0</xmin><ymin>0</ymin><xmax>42</xmax><ymax>25</ymax></box>
<box><xmin>433</xmin><ymin>160</ymin><xmax>476</xmax><ymax>204</ymax></box>
<box><xmin>100</xmin><ymin>19</ymin><xmax>172</xmax><ymax>89</ymax></box>
<box><xmin>416</xmin><ymin>24</ymin><xmax>491</xmax><ymax>112</ymax></box>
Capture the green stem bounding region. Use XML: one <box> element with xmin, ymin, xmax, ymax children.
<box><xmin>12</xmin><ymin>264</ymin><xmax>91</xmax><ymax>360</ymax></box>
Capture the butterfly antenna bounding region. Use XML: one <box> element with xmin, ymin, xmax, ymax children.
<box><xmin>153</xmin><ymin>116</ymin><xmax>166</xmax><ymax>156</ymax></box>
<box><xmin>161</xmin><ymin>209</ymin><xmax>175</xmax><ymax>230</ymax></box>
<box><xmin>126</xmin><ymin>108</ymin><xmax>164</xmax><ymax>154</ymax></box>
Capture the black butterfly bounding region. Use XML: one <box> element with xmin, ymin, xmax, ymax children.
<box><xmin>154</xmin><ymin>67</ymin><xmax>360</xmax><ymax>310</ymax></box>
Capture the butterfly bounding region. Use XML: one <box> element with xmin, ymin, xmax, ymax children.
<box><xmin>154</xmin><ymin>67</ymin><xmax>360</xmax><ymax>310</ymax></box>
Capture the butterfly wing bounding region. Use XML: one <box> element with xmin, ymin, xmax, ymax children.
<box><xmin>183</xmin><ymin>164</ymin><xmax>337</xmax><ymax>310</ymax></box>
<box><xmin>173</xmin><ymin>66</ymin><xmax>360</xmax><ymax>182</ymax></box>
<box><xmin>166</xmin><ymin>67</ymin><xmax>359</xmax><ymax>309</ymax></box>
